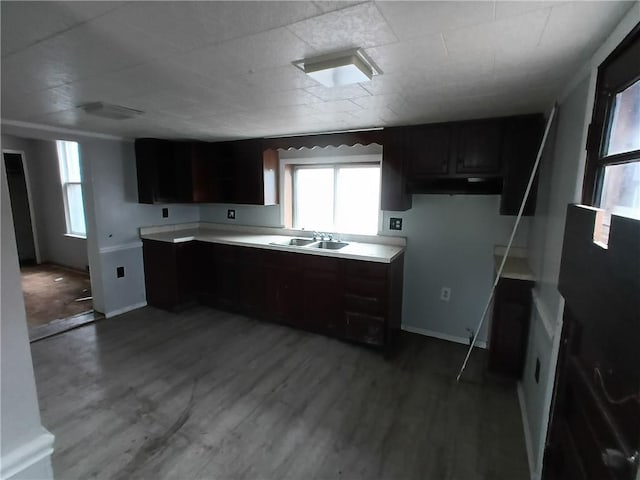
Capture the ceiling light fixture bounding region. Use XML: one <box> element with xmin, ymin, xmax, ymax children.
<box><xmin>294</xmin><ymin>49</ymin><xmax>380</xmax><ymax>88</ymax></box>
<box><xmin>79</xmin><ymin>102</ymin><xmax>144</xmax><ymax>120</ymax></box>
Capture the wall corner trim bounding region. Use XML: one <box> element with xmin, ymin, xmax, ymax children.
<box><xmin>517</xmin><ymin>382</ymin><xmax>539</xmax><ymax>480</ymax></box>
<box><xmin>532</xmin><ymin>291</ymin><xmax>555</xmax><ymax>341</ymax></box>
<box><xmin>105</xmin><ymin>301</ymin><xmax>147</xmax><ymax>319</ymax></box>
<box><xmin>401</xmin><ymin>324</ymin><xmax>487</xmax><ymax>349</ymax></box>
<box><xmin>0</xmin><ymin>430</ymin><xmax>54</xmax><ymax>480</ymax></box>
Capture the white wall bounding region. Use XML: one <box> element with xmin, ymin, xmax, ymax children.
<box><xmin>1</xmin><ymin>165</ymin><xmax>54</xmax><ymax>480</ymax></box>
<box><xmin>381</xmin><ymin>195</ymin><xmax>531</xmax><ymax>345</ymax></box>
<box><xmin>80</xmin><ymin>139</ymin><xmax>199</xmax><ymax>317</ymax></box>
<box><xmin>200</xmin><ymin>203</ymin><xmax>281</xmax><ymax>226</ymax></box>
<box><xmin>2</xmin><ymin>133</ymin><xmax>88</xmax><ymax>270</ymax></box>
<box><xmin>519</xmin><ymin>4</ymin><xmax>640</xmax><ymax>478</ymax></box>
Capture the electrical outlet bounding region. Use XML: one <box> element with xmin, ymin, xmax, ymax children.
<box><xmin>227</xmin><ymin>209</ymin><xmax>236</xmax><ymax>220</ymax></box>
<box><xmin>116</xmin><ymin>266</ymin><xmax>125</xmax><ymax>278</ymax></box>
<box><xmin>162</xmin><ymin>207</ymin><xmax>169</xmax><ymax>218</ymax></box>
<box><xmin>440</xmin><ymin>287</ymin><xmax>451</xmax><ymax>302</ymax></box>
<box><xmin>389</xmin><ymin>217</ymin><xmax>403</xmax><ymax>230</ymax></box>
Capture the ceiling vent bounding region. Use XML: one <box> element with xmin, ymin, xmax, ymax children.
<box><xmin>294</xmin><ymin>48</ymin><xmax>381</xmax><ymax>88</ymax></box>
<box><xmin>79</xmin><ymin>102</ymin><xmax>144</xmax><ymax>120</ymax></box>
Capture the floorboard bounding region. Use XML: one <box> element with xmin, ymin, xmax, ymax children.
<box><xmin>30</xmin><ymin>305</ymin><xmax>530</xmax><ymax>480</ymax></box>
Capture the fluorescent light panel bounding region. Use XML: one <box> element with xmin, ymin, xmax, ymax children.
<box><xmin>301</xmin><ymin>50</ymin><xmax>376</xmax><ymax>88</ymax></box>
<box><xmin>79</xmin><ymin>102</ymin><xmax>144</xmax><ymax>120</ymax></box>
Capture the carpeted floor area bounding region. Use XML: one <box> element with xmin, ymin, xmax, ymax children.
<box><xmin>21</xmin><ymin>263</ymin><xmax>93</xmax><ymax>328</ymax></box>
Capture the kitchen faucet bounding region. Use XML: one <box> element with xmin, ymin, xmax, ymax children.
<box><xmin>312</xmin><ymin>231</ymin><xmax>334</xmax><ymax>241</ymax></box>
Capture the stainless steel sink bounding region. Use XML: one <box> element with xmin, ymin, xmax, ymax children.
<box><xmin>271</xmin><ymin>237</ymin><xmax>316</xmax><ymax>247</ymax></box>
<box><xmin>307</xmin><ymin>241</ymin><xmax>349</xmax><ymax>250</ymax></box>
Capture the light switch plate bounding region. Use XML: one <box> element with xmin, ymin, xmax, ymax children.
<box><xmin>390</xmin><ymin>217</ymin><xmax>402</xmax><ymax>230</ymax></box>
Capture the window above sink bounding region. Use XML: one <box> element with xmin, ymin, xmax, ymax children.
<box><xmin>280</xmin><ymin>145</ymin><xmax>382</xmax><ymax>236</ymax></box>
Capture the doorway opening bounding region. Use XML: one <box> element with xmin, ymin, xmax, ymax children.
<box><xmin>3</xmin><ymin>148</ymin><xmax>100</xmax><ymax>341</ymax></box>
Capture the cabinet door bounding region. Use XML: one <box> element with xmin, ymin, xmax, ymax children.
<box><xmin>406</xmin><ymin>124</ymin><xmax>451</xmax><ymax>176</ymax></box>
<box><xmin>212</xmin><ymin>244</ymin><xmax>239</xmax><ymax>308</ymax></box>
<box><xmin>142</xmin><ymin>240</ymin><xmax>194</xmax><ymax>311</ymax></box>
<box><xmin>264</xmin><ymin>251</ymin><xmax>301</xmax><ymax>323</ymax></box>
<box><xmin>453</xmin><ymin>120</ymin><xmax>503</xmax><ymax>175</ymax></box>
<box><xmin>135</xmin><ymin>139</ymin><xmax>192</xmax><ymax>204</ymax></box>
<box><xmin>191</xmin><ymin>142</ymin><xmax>220</xmax><ymax>203</ymax></box>
<box><xmin>175</xmin><ymin>242</ymin><xmax>195</xmax><ymax>305</ymax></box>
<box><xmin>229</xmin><ymin>140</ymin><xmax>265</xmax><ymax>205</ymax></box>
<box><xmin>135</xmin><ymin>139</ymin><xmax>168</xmax><ymax>204</ymax></box>
<box><xmin>236</xmin><ymin>247</ymin><xmax>266</xmax><ymax>315</ymax></box>
<box><xmin>345</xmin><ymin>312</ymin><xmax>385</xmax><ymax>346</ymax></box>
<box><xmin>142</xmin><ymin>240</ymin><xmax>178</xmax><ymax>309</ymax></box>
<box><xmin>301</xmin><ymin>256</ymin><xmax>343</xmax><ymax>336</ymax></box>
<box><xmin>488</xmin><ymin>278</ymin><xmax>533</xmax><ymax>378</ymax></box>
<box><xmin>500</xmin><ymin>115</ymin><xmax>544</xmax><ymax>216</ymax></box>
<box><xmin>192</xmin><ymin>241</ymin><xmax>215</xmax><ymax>304</ymax></box>
<box><xmin>381</xmin><ymin>127</ymin><xmax>412</xmax><ymax>211</ymax></box>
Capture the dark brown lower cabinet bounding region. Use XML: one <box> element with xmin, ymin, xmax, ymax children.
<box><xmin>488</xmin><ymin>277</ymin><xmax>533</xmax><ymax>378</ymax></box>
<box><xmin>142</xmin><ymin>239</ymin><xmax>196</xmax><ymax>311</ymax></box>
<box><xmin>142</xmin><ymin>240</ymin><xmax>404</xmax><ymax>350</ymax></box>
<box><xmin>301</xmin><ymin>255</ymin><xmax>342</xmax><ymax>336</ymax></box>
<box><xmin>263</xmin><ymin>250</ymin><xmax>301</xmax><ymax>324</ymax></box>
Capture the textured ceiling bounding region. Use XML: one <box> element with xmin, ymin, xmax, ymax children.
<box><xmin>1</xmin><ymin>1</ymin><xmax>634</xmax><ymax>140</ymax></box>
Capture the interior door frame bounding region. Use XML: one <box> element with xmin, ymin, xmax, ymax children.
<box><xmin>3</xmin><ymin>148</ymin><xmax>41</xmax><ymax>264</ymax></box>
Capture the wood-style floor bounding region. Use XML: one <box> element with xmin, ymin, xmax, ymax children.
<box><xmin>31</xmin><ymin>305</ymin><xmax>530</xmax><ymax>480</ymax></box>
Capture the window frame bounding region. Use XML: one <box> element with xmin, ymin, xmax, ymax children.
<box><xmin>56</xmin><ymin>140</ymin><xmax>87</xmax><ymax>238</ymax></box>
<box><xmin>292</xmin><ymin>162</ymin><xmax>381</xmax><ymax>234</ymax></box>
<box><xmin>583</xmin><ymin>23</ymin><xmax>640</xmax><ymax>205</ymax></box>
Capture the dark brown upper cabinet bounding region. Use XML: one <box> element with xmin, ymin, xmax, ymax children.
<box><xmin>405</xmin><ymin>119</ymin><xmax>503</xmax><ymax>181</ymax></box>
<box><xmin>380</xmin><ymin>127</ymin><xmax>412</xmax><ymax>211</ymax></box>
<box><xmin>500</xmin><ymin>115</ymin><xmax>545</xmax><ymax>216</ymax></box>
<box><xmin>452</xmin><ymin>118</ymin><xmax>503</xmax><ymax>176</ymax></box>
<box><xmin>402</xmin><ymin>114</ymin><xmax>544</xmax><ymax>213</ymax></box>
<box><xmin>135</xmin><ymin>138</ymin><xmax>194</xmax><ymax>204</ymax></box>
<box><xmin>135</xmin><ymin>138</ymin><xmax>278</xmax><ymax>205</ymax></box>
<box><xmin>406</xmin><ymin>124</ymin><xmax>452</xmax><ymax>176</ymax></box>
<box><xmin>215</xmin><ymin>139</ymin><xmax>278</xmax><ymax>205</ymax></box>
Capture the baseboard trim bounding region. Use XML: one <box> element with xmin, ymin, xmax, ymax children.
<box><xmin>517</xmin><ymin>382</ymin><xmax>539</xmax><ymax>480</ymax></box>
<box><xmin>105</xmin><ymin>301</ymin><xmax>147</xmax><ymax>319</ymax></box>
<box><xmin>401</xmin><ymin>325</ymin><xmax>487</xmax><ymax>349</ymax></box>
<box><xmin>98</xmin><ymin>241</ymin><xmax>143</xmax><ymax>254</ymax></box>
<box><xmin>0</xmin><ymin>430</ymin><xmax>54</xmax><ymax>480</ymax></box>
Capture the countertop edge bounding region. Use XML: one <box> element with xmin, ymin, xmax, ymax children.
<box><xmin>141</xmin><ymin>230</ymin><xmax>404</xmax><ymax>264</ymax></box>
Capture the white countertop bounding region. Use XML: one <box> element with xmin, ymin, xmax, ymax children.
<box><xmin>140</xmin><ymin>228</ymin><xmax>405</xmax><ymax>263</ymax></box>
<box><xmin>493</xmin><ymin>246</ymin><xmax>535</xmax><ymax>282</ymax></box>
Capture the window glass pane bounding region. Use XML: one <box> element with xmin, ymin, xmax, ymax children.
<box><xmin>596</xmin><ymin>161</ymin><xmax>640</xmax><ymax>244</ymax></box>
<box><xmin>56</xmin><ymin>140</ymin><xmax>81</xmax><ymax>182</ymax></box>
<box><xmin>64</xmin><ymin>142</ymin><xmax>81</xmax><ymax>182</ymax></box>
<box><xmin>335</xmin><ymin>167</ymin><xmax>380</xmax><ymax>234</ymax></box>
<box><xmin>294</xmin><ymin>168</ymin><xmax>334</xmax><ymax>231</ymax></box>
<box><xmin>66</xmin><ymin>184</ymin><xmax>86</xmax><ymax>236</ymax></box>
<box><xmin>606</xmin><ymin>79</ymin><xmax>640</xmax><ymax>156</ymax></box>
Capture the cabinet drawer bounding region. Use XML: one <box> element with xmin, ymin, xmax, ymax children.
<box><xmin>344</xmin><ymin>293</ymin><xmax>385</xmax><ymax>315</ymax></box>
<box><xmin>303</xmin><ymin>254</ymin><xmax>339</xmax><ymax>272</ymax></box>
<box><xmin>345</xmin><ymin>276</ymin><xmax>387</xmax><ymax>297</ymax></box>
<box><xmin>345</xmin><ymin>260</ymin><xmax>388</xmax><ymax>279</ymax></box>
<box><xmin>345</xmin><ymin>312</ymin><xmax>385</xmax><ymax>346</ymax></box>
